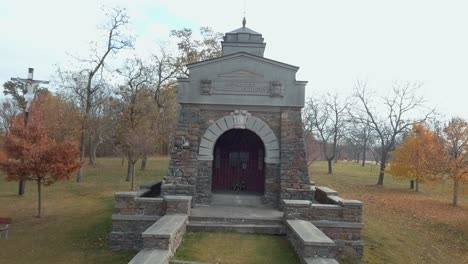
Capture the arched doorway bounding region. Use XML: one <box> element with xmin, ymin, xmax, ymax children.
<box><xmin>212</xmin><ymin>129</ymin><xmax>265</xmax><ymax>193</ymax></box>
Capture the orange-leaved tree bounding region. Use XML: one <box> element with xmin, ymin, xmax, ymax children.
<box><xmin>388</xmin><ymin>124</ymin><xmax>447</xmax><ymax>192</ymax></box>
<box><xmin>0</xmin><ymin>96</ymin><xmax>81</xmax><ymax>217</ymax></box>
<box><xmin>443</xmin><ymin>117</ymin><xmax>468</xmax><ymax>206</ymax></box>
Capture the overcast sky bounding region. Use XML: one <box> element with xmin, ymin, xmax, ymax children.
<box><xmin>1</xmin><ymin>0</ymin><xmax>467</xmax><ymax>118</ymax></box>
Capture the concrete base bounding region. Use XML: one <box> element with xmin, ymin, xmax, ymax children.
<box><xmin>210</xmin><ymin>193</ymin><xmax>265</xmax><ymax>207</ymax></box>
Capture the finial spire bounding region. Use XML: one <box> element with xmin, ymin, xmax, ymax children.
<box><xmin>242</xmin><ymin>17</ymin><xmax>246</xmax><ymax>28</ymax></box>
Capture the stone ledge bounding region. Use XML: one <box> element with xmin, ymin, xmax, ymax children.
<box><xmin>311</xmin><ymin>204</ymin><xmax>341</xmax><ymax>210</ymax></box>
<box><xmin>142</xmin><ymin>214</ymin><xmax>188</xmax><ymax>239</ymax></box>
<box><xmin>135</xmin><ymin>197</ymin><xmax>164</xmax><ymax>202</ymax></box>
<box><xmin>112</xmin><ymin>214</ymin><xmax>160</xmax><ymax>221</ymax></box>
<box><xmin>327</xmin><ymin>195</ymin><xmax>344</xmax><ymax>205</ymax></box>
<box><xmin>303</xmin><ymin>257</ymin><xmax>339</xmax><ymax>264</ymax></box>
<box><xmin>140</xmin><ymin>181</ymin><xmax>161</xmax><ymax>189</ymax></box>
<box><xmin>136</xmin><ymin>188</ymin><xmax>150</xmax><ymax>197</ymax></box>
<box><xmin>315</xmin><ymin>187</ymin><xmax>338</xmax><ymax>196</ymax></box>
<box><xmin>171</xmin><ymin>261</ymin><xmax>211</xmax><ymax>264</ymax></box>
<box><xmin>311</xmin><ymin>221</ymin><xmax>364</xmax><ymax>229</ymax></box>
<box><xmin>286</xmin><ymin>219</ymin><xmax>335</xmax><ymax>246</ymax></box>
<box><xmin>340</xmin><ymin>200</ymin><xmax>363</xmax><ymax>206</ymax></box>
<box><xmin>165</xmin><ymin>196</ymin><xmax>192</xmax><ymax>202</ymax></box>
<box><xmin>283</xmin><ymin>199</ymin><xmax>312</xmax><ymax>207</ymax></box>
<box><xmin>129</xmin><ymin>248</ymin><xmax>171</xmax><ymax>264</ymax></box>
<box><xmin>115</xmin><ymin>191</ymin><xmax>137</xmax><ymax>198</ymax></box>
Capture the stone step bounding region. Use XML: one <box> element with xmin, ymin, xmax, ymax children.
<box><xmin>286</xmin><ymin>219</ymin><xmax>336</xmax><ymax>258</ymax></box>
<box><xmin>303</xmin><ymin>257</ymin><xmax>339</xmax><ymax>264</ymax></box>
<box><xmin>129</xmin><ymin>248</ymin><xmax>171</xmax><ymax>264</ymax></box>
<box><xmin>187</xmin><ymin>222</ymin><xmax>285</xmax><ymax>235</ymax></box>
<box><xmin>189</xmin><ymin>215</ymin><xmax>283</xmax><ymax>225</ymax></box>
<box><xmin>142</xmin><ymin>214</ymin><xmax>188</xmax><ymax>250</ymax></box>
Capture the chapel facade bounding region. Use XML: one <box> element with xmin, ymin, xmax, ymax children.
<box><xmin>161</xmin><ymin>23</ymin><xmax>313</xmax><ymax>207</ymax></box>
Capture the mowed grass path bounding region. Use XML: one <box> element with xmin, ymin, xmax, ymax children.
<box><xmin>0</xmin><ymin>157</ymin><xmax>168</xmax><ymax>264</ymax></box>
<box><xmin>311</xmin><ymin>161</ymin><xmax>468</xmax><ymax>264</ymax></box>
<box><xmin>174</xmin><ymin>232</ymin><xmax>301</xmax><ymax>264</ymax></box>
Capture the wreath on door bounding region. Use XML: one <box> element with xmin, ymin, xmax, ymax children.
<box><xmin>231</xmin><ymin>180</ymin><xmax>246</xmax><ymax>191</ymax></box>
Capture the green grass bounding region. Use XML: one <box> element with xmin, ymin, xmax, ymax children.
<box><xmin>0</xmin><ymin>157</ymin><xmax>168</xmax><ymax>264</ymax></box>
<box><xmin>174</xmin><ymin>232</ymin><xmax>301</xmax><ymax>264</ymax></box>
<box><xmin>1</xmin><ymin>158</ymin><xmax>467</xmax><ymax>264</ymax></box>
<box><xmin>311</xmin><ymin>161</ymin><xmax>468</xmax><ymax>264</ymax></box>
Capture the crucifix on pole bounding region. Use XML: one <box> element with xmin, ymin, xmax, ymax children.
<box><xmin>10</xmin><ymin>68</ymin><xmax>49</xmax><ymax>196</ymax></box>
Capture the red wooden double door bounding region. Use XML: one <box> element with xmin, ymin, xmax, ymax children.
<box><xmin>212</xmin><ymin>129</ymin><xmax>265</xmax><ymax>193</ymax></box>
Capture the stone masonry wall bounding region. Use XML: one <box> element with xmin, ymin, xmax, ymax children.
<box><xmin>280</xmin><ymin>108</ymin><xmax>313</xmax><ymax>201</ymax></box>
<box><xmin>110</xmin><ymin>191</ymin><xmax>192</xmax><ymax>250</ymax></box>
<box><xmin>282</xmin><ymin>186</ymin><xmax>364</xmax><ymax>259</ymax></box>
<box><xmin>162</xmin><ymin>106</ymin><xmax>201</xmax><ymax>197</ymax></box>
<box><xmin>163</xmin><ymin>104</ymin><xmax>283</xmax><ymax>205</ymax></box>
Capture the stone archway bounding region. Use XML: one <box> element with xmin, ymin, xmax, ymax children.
<box><xmin>197</xmin><ymin>110</ymin><xmax>280</xmax><ymax>164</ymax></box>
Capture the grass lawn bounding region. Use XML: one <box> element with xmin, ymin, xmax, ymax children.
<box><xmin>1</xmin><ymin>158</ymin><xmax>467</xmax><ymax>264</ymax></box>
<box><xmin>174</xmin><ymin>232</ymin><xmax>300</xmax><ymax>264</ymax></box>
<box><xmin>0</xmin><ymin>157</ymin><xmax>168</xmax><ymax>264</ymax></box>
<box><xmin>311</xmin><ymin>161</ymin><xmax>468</xmax><ymax>264</ymax></box>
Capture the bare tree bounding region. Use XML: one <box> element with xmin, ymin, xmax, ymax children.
<box><xmin>442</xmin><ymin>117</ymin><xmax>468</xmax><ymax>206</ymax></box>
<box><xmin>116</xmin><ymin>57</ymin><xmax>154</xmax><ymax>184</ymax></box>
<box><xmin>60</xmin><ymin>7</ymin><xmax>133</xmax><ymax>182</ymax></box>
<box><xmin>304</xmin><ymin>93</ymin><xmax>349</xmax><ymax>174</ymax></box>
<box><xmin>354</xmin><ymin>80</ymin><xmax>433</xmax><ymax>185</ymax></box>
<box><xmin>345</xmin><ymin>117</ymin><xmax>374</xmax><ymax>166</ymax></box>
<box><xmin>304</xmin><ymin>133</ymin><xmax>322</xmax><ymax>167</ymax></box>
<box><xmin>151</xmin><ymin>45</ymin><xmax>179</xmax><ymax>107</ymax></box>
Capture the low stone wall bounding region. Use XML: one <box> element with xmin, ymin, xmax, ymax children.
<box><xmin>110</xmin><ymin>215</ymin><xmax>159</xmax><ymax>250</ymax></box>
<box><xmin>282</xmin><ymin>186</ymin><xmax>364</xmax><ymax>260</ymax></box>
<box><xmin>110</xmin><ymin>186</ymin><xmax>192</xmax><ymax>251</ymax></box>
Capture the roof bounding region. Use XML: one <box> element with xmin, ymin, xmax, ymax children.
<box><xmin>227</xmin><ymin>26</ymin><xmax>261</xmax><ymax>35</ymax></box>
<box><xmin>187</xmin><ymin>52</ymin><xmax>299</xmax><ymax>71</ymax></box>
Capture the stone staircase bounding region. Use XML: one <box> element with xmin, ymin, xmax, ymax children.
<box><xmin>187</xmin><ymin>205</ymin><xmax>285</xmax><ymax>235</ymax></box>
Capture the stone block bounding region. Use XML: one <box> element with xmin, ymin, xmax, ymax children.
<box><xmin>199</xmin><ymin>138</ymin><xmax>214</xmax><ymax>149</ymax></box>
<box><xmin>142</xmin><ymin>214</ymin><xmax>188</xmax><ymax>253</ymax></box>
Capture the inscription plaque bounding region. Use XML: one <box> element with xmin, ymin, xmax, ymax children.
<box><xmin>212</xmin><ymin>81</ymin><xmax>270</xmax><ymax>96</ymax></box>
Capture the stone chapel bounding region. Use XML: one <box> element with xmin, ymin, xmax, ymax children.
<box><xmin>161</xmin><ymin>21</ymin><xmax>312</xmax><ymax>207</ymax></box>
<box><xmin>111</xmin><ymin>20</ymin><xmax>364</xmax><ymax>264</ymax></box>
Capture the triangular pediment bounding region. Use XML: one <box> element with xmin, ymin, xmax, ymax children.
<box><xmin>187</xmin><ymin>52</ymin><xmax>299</xmax><ymax>72</ymax></box>
<box><xmin>218</xmin><ymin>69</ymin><xmax>264</xmax><ymax>79</ymax></box>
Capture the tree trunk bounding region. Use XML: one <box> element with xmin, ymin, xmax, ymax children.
<box><xmin>88</xmin><ymin>139</ymin><xmax>94</xmax><ymax>165</ymax></box>
<box><xmin>453</xmin><ymin>179</ymin><xmax>459</xmax><ymax>206</ymax></box>
<box><xmin>140</xmin><ymin>156</ymin><xmax>147</xmax><ymax>170</ymax></box>
<box><xmin>77</xmin><ymin>129</ymin><xmax>86</xmax><ymax>182</ymax></box>
<box><xmin>415</xmin><ymin>178</ymin><xmax>419</xmax><ymax>192</ymax></box>
<box><xmin>130</xmin><ymin>163</ymin><xmax>136</xmax><ymax>191</ymax></box>
<box><xmin>121</xmin><ymin>156</ymin><xmax>125</xmax><ymax>166</ymax></box>
<box><xmin>376</xmin><ymin>153</ymin><xmax>387</xmax><ymax>185</ymax></box>
<box><xmin>37</xmin><ymin>178</ymin><xmax>42</xmax><ymax>218</ymax></box>
<box><xmin>361</xmin><ymin>148</ymin><xmax>367</xmax><ymax>166</ymax></box>
<box><xmin>126</xmin><ymin>158</ymin><xmax>132</xmax><ymax>182</ymax></box>
<box><xmin>90</xmin><ymin>140</ymin><xmax>99</xmax><ymax>167</ymax></box>
<box><xmin>18</xmin><ymin>180</ymin><xmax>26</xmax><ymax>196</ymax></box>
<box><xmin>362</xmin><ymin>138</ymin><xmax>368</xmax><ymax>167</ymax></box>
<box><xmin>327</xmin><ymin>158</ymin><xmax>333</xmax><ymax>174</ymax></box>
<box><xmin>77</xmin><ymin>90</ymin><xmax>92</xmax><ymax>182</ymax></box>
